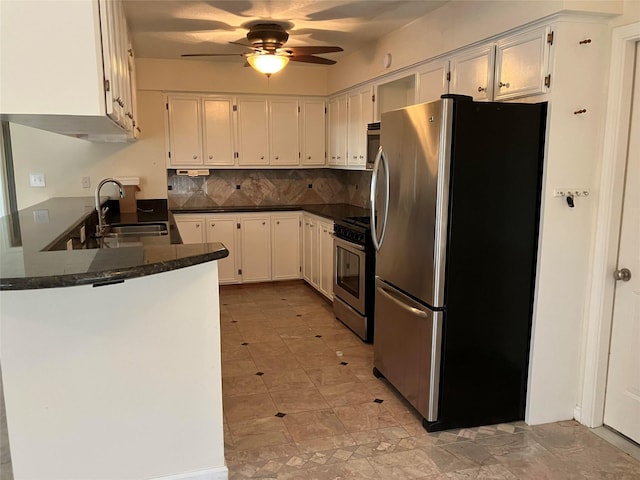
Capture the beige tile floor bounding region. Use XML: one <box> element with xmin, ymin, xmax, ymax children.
<box><xmin>220</xmin><ymin>281</ymin><xmax>640</xmax><ymax>480</ymax></box>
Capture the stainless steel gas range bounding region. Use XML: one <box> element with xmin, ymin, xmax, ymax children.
<box><xmin>333</xmin><ymin>216</ymin><xmax>375</xmax><ymax>343</ymax></box>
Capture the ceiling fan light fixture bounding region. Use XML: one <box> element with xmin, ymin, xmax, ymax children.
<box><xmin>247</xmin><ymin>53</ymin><xmax>289</xmax><ymax>77</ymax></box>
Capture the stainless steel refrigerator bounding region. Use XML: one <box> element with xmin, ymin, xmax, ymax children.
<box><xmin>370</xmin><ymin>95</ymin><xmax>547</xmax><ymax>432</ymax></box>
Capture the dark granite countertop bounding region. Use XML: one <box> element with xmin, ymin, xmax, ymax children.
<box><xmin>0</xmin><ymin>197</ymin><xmax>228</xmax><ymax>291</ymax></box>
<box><xmin>170</xmin><ymin>203</ymin><xmax>370</xmax><ymax>223</ymax></box>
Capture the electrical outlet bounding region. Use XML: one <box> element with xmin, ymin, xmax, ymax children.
<box><xmin>29</xmin><ymin>173</ymin><xmax>46</xmax><ymax>187</ymax></box>
<box><xmin>82</xmin><ymin>176</ymin><xmax>91</xmax><ymax>188</ymax></box>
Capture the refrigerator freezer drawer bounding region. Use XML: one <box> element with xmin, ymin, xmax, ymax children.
<box><xmin>373</xmin><ymin>278</ymin><xmax>442</xmax><ymax>421</ymax></box>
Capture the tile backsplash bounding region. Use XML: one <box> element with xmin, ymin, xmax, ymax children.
<box><xmin>167</xmin><ymin>169</ymin><xmax>371</xmax><ymax>209</ymax></box>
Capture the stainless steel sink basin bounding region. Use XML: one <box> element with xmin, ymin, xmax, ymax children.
<box><xmin>104</xmin><ymin>223</ymin><xmax>168</xmax><ymax>237</ymax></box>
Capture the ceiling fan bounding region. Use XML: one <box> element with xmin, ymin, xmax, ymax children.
<box><xmin>181</xmin><ymin>22</ymin><xmax>344</xmax><ymax>77</ymax></box>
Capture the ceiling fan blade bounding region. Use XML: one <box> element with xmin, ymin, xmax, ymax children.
<box><xmin>289</xmin><ymin>55</ymin><xmax>337</xmax><ymax>65</ymax></box>
<box><xmin>281</xmin><ymin>46</ymin><xmax>343</xmax><ymax>55</ymax></box>
<box><xmin>181</xmin><ymin>53</ymin><xmax>245</xmax><ymax>57</ymax></box>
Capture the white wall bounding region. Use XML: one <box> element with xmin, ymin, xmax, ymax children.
<box><xmin>137</xmin><ymin>58</ymin><xmax>328</xmax><ymax>96</ymax></box>
<box><xmin>0</xmin><ymin>261</ymin><xmax>226</xmax><ymax>480</ymax></box>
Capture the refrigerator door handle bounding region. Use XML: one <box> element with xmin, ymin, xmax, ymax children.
<box><xmin>370</xmin><ymin>146</ymin><xmax>389</xmax><ymax>251</ymax></box>
<box><xmin>376</xmin><ymin>281</ymin><xmax>429</xmax><ymax>319</ymax></box>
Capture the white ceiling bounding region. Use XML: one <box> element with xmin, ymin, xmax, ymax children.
<box><xmin>123</xmin><ymin>0</ymin><xmax>448</xmax><ymax>64</ymax></box>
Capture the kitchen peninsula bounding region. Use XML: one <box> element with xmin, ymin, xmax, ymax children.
<box><xmin>0</xmin><ymin>197</ymin><xmax>230</xmax><ymax>480</ymax></box>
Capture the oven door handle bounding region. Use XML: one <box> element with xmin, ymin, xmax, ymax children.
<box><xmin>370</xmin><ymin>145</ymin><xmax>389</xmax><ymax>252</ymax></box>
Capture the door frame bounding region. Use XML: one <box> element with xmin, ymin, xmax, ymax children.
<box><xmin>579</xmin><ymin>22</ymin><xmax>640</xmax><ymax>428</ymax></box>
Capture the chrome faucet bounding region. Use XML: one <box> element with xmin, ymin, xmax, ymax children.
<box><xmin>95</xmin><ymin>178</ymin><xmax>125</xmax><ymax>236</ymax></box>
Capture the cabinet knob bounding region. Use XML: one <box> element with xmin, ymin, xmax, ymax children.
<box><xmin>275</xmin><ymin>156</ymin><xmax>279</xmax><ymax>160</ymax></box>
<box><xmin>359</xmin><ymin>155</ymin><xmax>364</xmax><ymax>159</ymax></box>
<box><xmin>307</xmin><ymin>156</ymin><xmax>312</xmax><ymax>160</ymax></box>
<box><xmin>262</xmin><ymin>221</ymin><xmax>266</xmax><ymax>225</ymax></box>
<box><xmin>478</xmin><ymin>86</ymin><xmax>486</xmax><ymax>92</ymax></box>
<box><xmin>209</xmin><ymin>155</ymin><xmax>213</xmax><ymax>159</ymax></box>
<box><xmin>210</xmin><ymin>223</ymin><xmax>215</xmax><ymax>227</ymax></box>
<box><xmin>499</xmin><ymin>81</ymin><xmax>510</xmax><ymax>88</ymax></box>
<box><xmin>277</xmin><ymin>221</ymin><xmax>280</xmax><ymax>225</ymax></box>
<box><xmin>337</xmin><ymin>156</ymin><xmax>341</xmax><ymax>159</ymax></box>
<box><xmin>260</xmin><ymin>156</ymin><xmax>265</xmax><ymax>160</ymax></box>
<box><xmin>196</xmin><ymin>224</ymin><xmax>200</xmax><ymax>228</ymax></box>
<box><xmin>193</xmin><ymin>154</ymin><xmax>198</xmax><ymax>159</ymax></box>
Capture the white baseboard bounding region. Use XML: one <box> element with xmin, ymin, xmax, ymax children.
<box><xmin>151</xmin><ymin>466</ymin><xmax>229</xmax><ymax>480</ymax></box>
<box><xmin>574</xmin><ymin>405</ymin><xmax>582</xmax><ymax>423</ymax></box>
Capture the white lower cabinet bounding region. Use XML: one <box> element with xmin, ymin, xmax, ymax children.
<box><xmin>206</xmin><ymin>216</ymin><xmax>240</xmax><ymax>284</ymax></box>
<box><xmin>173</xmin><ymin>215</ymin><xmax>205</xmax><ymax>244</ymax></box>
<box><xmin>318</xmin><ymin>220</ymin><xmax>334</xmax><ymax>299</ymax></box>
<box><xmin>174</xmin><ymin>211</ymin><xmax>307</xmax><ymax>285</ymax></box>
<box><xmin>240</xmin><ymin>215</ymin><xmax>272</xmax><ymax>282</ymax></box>
<box><xmin>302</xmin><ymin>213</ymin><xmax>334</xmax><ymax>300</ymax></box>
<box><xmin>271</xmin><ymin>213</ymin><xmax>302</xmax><ymax>280</ymax></box>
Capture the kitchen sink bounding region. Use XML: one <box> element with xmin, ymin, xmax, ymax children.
<box><xmin>103</xmin><ymin>222</ymin><xmax>168</xmax><ymax>237</ymax></box>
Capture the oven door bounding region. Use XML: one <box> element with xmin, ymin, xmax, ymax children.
<box><xmin>334</xmin><ymin>236</ymin><xmax>367</xmax><ymax>314</ymax></box>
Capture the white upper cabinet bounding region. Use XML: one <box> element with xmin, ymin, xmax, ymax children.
<box><xmin>237</xmin><ymin>98</ymin><xmax>270</xmax><ymax>166</ymax></box>
<box><xmin>450</xmin><ymin>46</ymin><xmax>494</xmax><ymax>101</ymax></box>
<box><xmin>203</xmin><ymin>97</ymin><xmax>236</xmax><ymax>166</ymax></box>
<box><xmin>328</xmin><ymin>95</ymin><xmax>348</xmax><ymax>166</ymax></box>
<box><xmin>300</xmin><ymin>99</ymin><xmax>326</xmax><ymax>166</ymax></box>
<box><xmin>417</xmin><ymin>59</ymin><xmax>450</xmax><ymax>104</ymax></box>
<box><xmin>0</xmin><ymin>0</ymin><xmax>137</xmax><ymax>140</ymax></box>
<box><xmin>168</xmin><ymin>96</ymin><xmax>203</xmax><ymax>166</ymax></box>
<box><xmin>494</xmin><ymin>26</ymin><xmax>552</xmax><ymax>100</ymax></box>
<box><xmin>347</xmin><ymin>87</ymin><xmax>373</xmax><ymax>168</ymax></box>
<box><xmin>269</xmin><ymin>98</ymin><xmax>300</xmax><ymax>166</ymax></box>
<box><xmin>166</xmin><ymin>94</ymin><xmax>235</xmax><ymax>167</ymax></box>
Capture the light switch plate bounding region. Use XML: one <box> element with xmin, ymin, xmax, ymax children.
<box><xmin>29</xmin><ymin>173</ymin><xmax>46</xmax><ymax>187</ymax></box>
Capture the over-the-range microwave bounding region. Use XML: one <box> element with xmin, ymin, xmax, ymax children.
<box><xmin>366</xmin><ymin>122</ymin><xmax>380</xmax><ymax>170</ymax></box>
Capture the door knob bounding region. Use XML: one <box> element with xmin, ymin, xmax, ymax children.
<box><xmin>614</xmin><ymin>268</ymin><xmax>632</xmax><ymax>281</ymax></box>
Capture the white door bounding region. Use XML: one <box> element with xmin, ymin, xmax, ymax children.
<box><xmin>300</xmin><ymin>99</ymin><xmax>326</xmax><ymax>166</ymax></box>
<box><xmin>240</xmin><ymin>216</ymin><xmax>271</xmax><ymax>282</ymax></box>
<box><xmin>271</xmin><ymin>214</ymin><xmax>301</xmax><ymax>280</ymax></box>
<box><xmin>237</xmin><ymin>98</ymin><xmax>269</xmax><ymax>166</ymax></box>
<box><xmin>269</xmin><ymin>98</ymin><xmax>299</xmax><ymax>165</ymax></box>
<box><xmin>203</xmin><ymin>97</ymin><xmax>235</xmax><ymax>166</ymax></box>
<box><xmin>168</xmin><ymin>96</ymin><xmax>203</xmax><ymax>166</ymax></box>
<box><xmin>604</xmin><ymin>42</ymin><xmax>640</xmax><ymax>444</ymax></box>
<box><xmin>173</xmin><ymin>216</ymin><xmax>205</xmax><ymax>244</ymax></box>
<box><xmin>318</xmin><ymin>221</ymin><xmax>334</xmax><ymax>299</ymax></box>
<box><xmin>206</xmin><ymin>216</ymin><xmax>239</xmax><ymax>284</ymax></box>
<box><xmin>417</xmin><ymin>59</ymin><xmax>450</xmax><ymax>104</ymax></box>
<box><xmin>450</xmin><ymin>45</ymin><xmax>494</xmax><ymax>101</ymax></box>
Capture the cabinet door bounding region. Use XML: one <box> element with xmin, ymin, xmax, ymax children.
<box><xmin>206</xmin><ymin>216</ymin><xmax>239</xmax><ymax>284</ymax></box>
<box><xmin>240</xmin><ymin>216</ymin><xmax>271</xmax><ymax>282</ymax></box>
<box><xmin>300</xmin><ymin>99</ymin><xmax>326</xmax><ymax>166</ymax></box>
<box><xmin>174</xmin><ymin>216</ymin><xmax>205</xmax><ymax>244</ymax></box>
<box><xmin>417</xmin><ymin>59</ymin><xmax>450</xmax><ymax>104</ymax></box>
<box><xmin>203</xmin><ymin>97</ymin><xmax>235</xmax><ymax>166</ymax></box>
<box><xmin>168</xmin><ymin>96</ymin><xmax>203</xmax><ymax>165</ymax></box>
<box><xmin>237</xmin><ymin>98</ymin><xmax>269</xmax><ymax>166</ymax></box>
<box><xmin>450</xmin><ymin>46</ymin><xmax>494</xmax><ymax>101</ymax></box>
<box><xmin>271</xmin><ymin>214</ymin><xmax>301</xmax><ymax>280</ymax></box>
<box><xmin>494</xmin><ymin>26</ymin><xmax>551</xmax><ymax>101</ymax></box>
<box><xmin>328</xmin><ymin>96</ymin><xmax>347</xmax><ymax>166</ymax></box>
<box><xmin>270</xmin><ymin>98</ymin><xmax>299</xmax><ymax>165</ymax></box>
<box><xmin>302</xmin><ymin>215</ymin><xmax>318</xmax><ymax>287</ymax></box>
<box><xmin>347</xmin><ymin>88</ymin><xmax>371</xmax><ymax>168</ymax></box>
<box><xmin>318</xmin><ymin>220</ymin><xmax>334</xmax><ymax>299</ymax></box>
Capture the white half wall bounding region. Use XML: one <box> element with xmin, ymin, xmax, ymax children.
<box><xmin>0</xmin><ymin>262</ymin><xmax>226</xmax><ymax>480</ymax></box>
